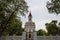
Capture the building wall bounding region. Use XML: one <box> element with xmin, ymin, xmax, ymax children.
<box><xmin>0</xmin><ymin>32</ymin><xmax>26</xmax><ymax>40</ymax></box>
<box><xmin>0</xmin><ymin>36</ymin><xmax>22</xmax><ymax>40</ymax></box>
<box><xmin>37</xmin><ymin>35</ymin><xmax>60</xmax><ymax>40</ymax></box>
<box><xmin>0</xmin><ymin>32</ymin><xmax>60</xmax><ymax>40</ymax></box>
<box><xmin>34</xmin><ymin>32</ymin><xmax>60</xmax><ymax>40</ymax></box>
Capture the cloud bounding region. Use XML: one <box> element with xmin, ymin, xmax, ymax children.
<box><xmin>21</xmin><ymin>0</ymin><xmax>60</xmax><ymax>31</ymax></box>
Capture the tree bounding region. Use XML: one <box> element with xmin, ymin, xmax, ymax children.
<box><xmin>58</xmin><ymin>22</ymin><xmax>60</xmax><ymax>35</ymax></box>
<box><xmin>2</xmin><ymin>18</ymin><xmax>23</xmax><ymax>36</ymax></box>
<box><xmin>58</xmin><ymin>27</ymin><xmax>60</xmax><ymax>35</ymax></box>
<box><xmin>45</xmin><ymin>20</ymin><xmax>60</xmax><ymax>35</ymax></box>
<box><xmin>58</xmin><ymin>22</ymin><xmax>60</xmax><ymax>26</ymax></box>
<box><xmin>0</xmin><ymin>0</ymin><xmax>28</xmax><ymax>36</ymax></box>
<box><xmin>37</xmin><ymin>29</ymin><xmax>47</xmax><ymax>36</ymax></box>
<box><xmin>46</xmin><ymin>0</ymin><xmax>60</xmax><ymax>14</ymax></box>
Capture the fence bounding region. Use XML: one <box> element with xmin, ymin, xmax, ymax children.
<box><xmin>37</xmin><ymin>35</ymin><xmax>60</xmax><ymax>40</ymax></box>
<box><xmin>0</xmin><ymin>36</ymin><xmax>22</xmax><ymax>40</ymax></box>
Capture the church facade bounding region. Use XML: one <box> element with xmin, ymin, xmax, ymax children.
<box><xmin>0</xmin><ymin>12</ymin><xmax>60</xmax><ymax>40</ymax></box>
<box><xmin>24</xmin><ymin>12</ymin><xmax>36</xmax><ymax>40</ymax></box>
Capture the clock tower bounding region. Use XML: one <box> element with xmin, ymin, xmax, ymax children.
<box><xmin>24</xmin><ymin>12</ymin><xmax>35</xmax><ymax>40</ymax></box>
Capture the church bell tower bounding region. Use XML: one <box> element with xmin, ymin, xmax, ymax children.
<box><xmin>24</xmin><ymin>12</ymin><xmax>35</xmax><ymax>40</ymax></box>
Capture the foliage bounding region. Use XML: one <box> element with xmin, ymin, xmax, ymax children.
<box><xmin>45</xmin><ymin>20</ymin><xmax>60</xmax><ymax>35</ymax></box>
<box><xmin>0</xmin><ymin>0</ymin><xmax>28</xmax><ymax>36</ymax></box>
<box><xmin>37</xmin><ymin>29</ymin><xmax>47</xmax><ymax>36</ymax></box>
<box><xmin>58</xmin><ymin>27</ymin><xmax>60</xmax><ymax>35</ymax></box>
<box><xmin>46</xmin><ymin>0</ymin><xmax>60</xmax><ymax>14</ymax></box>
<box><xmin>3</xmin><ymin>18</ymin><xmax>23</xmax><ymax>35</ymax></box>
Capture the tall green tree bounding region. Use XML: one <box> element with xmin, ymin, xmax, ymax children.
<box><xmin>3</xmin><ymin>18</ymin><xmax>23</xmax><ymax>35</ymax></box>
<box><xmin>0</xmin><ymin>0</ymin><xmax>28</xmax><ymax>36</ymax></box>
<box><xmin>37</xmin><ymin>29</ymin><xmax>47</xmax><ymax>36</ymax></box>
<box><xmin>45</xmin><ymin>20</ymin><xmax>60</xmax><ymax>35</ymax></box>
<box><xmin>46</xmin><ymin>0</ymin><xmax>60</xmax><ymax>14</ymax></box>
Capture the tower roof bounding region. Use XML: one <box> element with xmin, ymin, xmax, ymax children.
<box><xmin>28</xmin><ymin>12</ymin><xmax>32</xmax><ymax>17</ymax></box>
<box><xmin>28</xmin><ymin>12</ymin><xmax>32</xmax><ymax>21</ymax></box>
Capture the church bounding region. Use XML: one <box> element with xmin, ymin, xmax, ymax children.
<box><xmin>0</xmin><ymin>12</ymin><xmax>60</xmax><ymax>40</ymax></box>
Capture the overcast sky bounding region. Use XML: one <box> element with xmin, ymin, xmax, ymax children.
<box><xmin>21</xmin><ymin>0</ymin><xmax>60</xmax><ymax>31</ymax></box>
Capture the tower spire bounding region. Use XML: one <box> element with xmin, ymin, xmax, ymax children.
<box><xmin>28</xmin><ymin>11</ymin><xmax>32</xmax><ymax>21</ymax></box>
